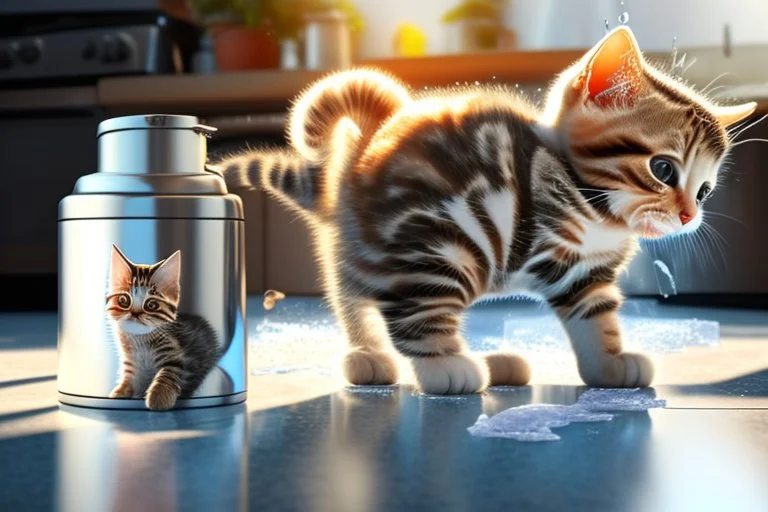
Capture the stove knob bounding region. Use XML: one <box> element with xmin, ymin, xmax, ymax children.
<box><xmin>17</xmin><ymin>42</ymin><xmax>41</xmax><ymax>64</ymax></box>
<box><xmin>0</xmin><ymin>48</ymin><xmax>12</xmax><ymax>69</ymax></box>
<box><xmin>82</xmin><ymin>41</ymin><xmax>97</xmax><ymax>61</ymax></box>
<box><xmin>102</xmin><ymin>37</ymin><xmax>130</xmax><ymax>63</ymax></box>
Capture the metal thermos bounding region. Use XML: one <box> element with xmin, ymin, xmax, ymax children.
<box><xmin>57</xmin><ymin>114</ymin><xmax>247</xmax><ymax>409</ymax></box>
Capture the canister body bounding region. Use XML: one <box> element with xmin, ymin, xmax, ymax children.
<box><xmin>57</xmin><ymin>211</ymin><xmax>246</xmax><ymax>408</ymax></box>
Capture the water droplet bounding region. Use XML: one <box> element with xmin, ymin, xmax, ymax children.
<box><xmin>515</xmin><ymin>83</ymin><xmax>519</xmax><ymax>88</ymax></box>
<box><xmin>492</xmin><ymin>75</ymin><xmax>496</xmax><ymax>80</ymax></box>
<box><xmin>672</xmin><ymin>36</ymin><xmax>677</xmax><ymax>51</ymax></box>
<box><xmin>423</xmin><ymin>86</ymin><xmax>428</xmax><ymax>90</ymax></box>
<box><xmin>604</xmin><ymin>19</ymin><xmax>610</xmax><ymax>34</ymax></box>
<box><xmin>537</xmin><ymin>88</ymin><xmax>542</xmax><ymax>92</ymax></box>
<box><xmin>653</xmin><ymin>260</ymin><xmax>678</xmax><ymax>297</ymax></box>
<box><xmin>455</xmin><ymin>81</ymin><xmax>460</xmax><ymax>85</ymax></box>
<box><xmin>474</xmin><ymin>80</ymin><xmax>480</xmax><ymax>85</ymax></box>
<box><xmin>618</xmin><ymin>11</ymin><xmax>629</xmax><ymax>24</ymax></box>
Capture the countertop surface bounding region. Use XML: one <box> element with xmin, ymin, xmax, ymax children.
<box><xmin>6</xmin><ymin>46</ymin><xmax>768</xmax><ymax>116</ymax></box>
<box><xmin>2</xmin><ymin>297</ymin><xmax>768</xmax><ymax>511</ymax></box>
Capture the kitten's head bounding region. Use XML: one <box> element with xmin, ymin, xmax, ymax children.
<box><xmin>106</xmin><ymin>245</ymin><xmax>181</xmax><ymax>336</ymax></box>
<box><xmin>544</xmin><ymin>26</ymin><xmax>756</xmax><ymax>239</ymax></box>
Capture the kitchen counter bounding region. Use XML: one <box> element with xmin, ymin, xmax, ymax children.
<box><xmin>3</xmin><ymin>47</ymin><xmax>766</xmax><ymax>117</ymax></box>
<box><xmin>2</xmin><ymin>297</ymin><xmax>768</xmax><ymax>511</ymax></box>
<box><xmin>95</xmin><ymin>46</ymin><xmax>768</xmax><ymax>116</ymax></box>
<box><xmin>97</xmin><ymin>50</ymin><xmax>584</xmax><ymax>114</ymax></box>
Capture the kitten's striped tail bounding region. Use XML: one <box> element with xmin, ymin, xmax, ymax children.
<box><xmin>288</xmin><ymin>67</ymin><xmax>411</xmax><ymax>162</ymax></box>
<box><xmin>218</xmin><ymin>149</ymin><xmax>322</xmax><ymax>216</ymax></box>
<box><xmin>219</xmin><ymin>68</ymin><xmax>410</xmax><ymax>217</ymax></box>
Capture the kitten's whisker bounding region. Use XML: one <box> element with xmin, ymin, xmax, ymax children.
<box><xmin>704</xmin><ymin>85</ymin><xmax>728</xmax><ymax>95</ymax></box>
<box><xmin>726</xmin><ymin>117</ymin><xmax>753</xmax><ymax>136</ymax></box>
<box><xmin>699</xmin><ymin>222</ymin><xmax>729</xmax><ymax>270</ymax></box>
<box><xmin>700</xmin><ymin>72</ymin><xmax>731</xmax><ymax>94</ymax></box>
<box><xmin>729</xmin><ymin>137</ymin><xmax>768</xmax><ymax>148</ymax></box>
<box><xmin>703</xmin><ymin>210</ymin><xmax>744</xmax><ymax>225</ymax></box>
<box><xmin>728</xmin><ymin>114</ymin><xmax>768</xmax><ymax>142</ymax></box>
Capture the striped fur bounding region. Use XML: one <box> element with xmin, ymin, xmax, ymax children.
<box><xmin>107</xmin><ymin>245</ymin><xmax>220</xmax><ymax>410</ymax></box>
<box><xmin>218</xmin><ymin>27</ymin><xmax>755</xmax><ymax>394</ymax></box>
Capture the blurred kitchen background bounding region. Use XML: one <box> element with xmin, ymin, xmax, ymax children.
<box><xmin>2</xmin><ymin>0</ymin><xmax>768</xmax><ymax>310</ymax></box>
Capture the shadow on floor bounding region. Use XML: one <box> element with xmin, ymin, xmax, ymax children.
<box><xmin>0</xmin><ymin>375</ymin><xmax>56</xmax><ymax>390</ymax></box>
<box><xmin>0</xmin><ymin>406</ymin><xmax>59</xmax><ymax>424</ymax></box>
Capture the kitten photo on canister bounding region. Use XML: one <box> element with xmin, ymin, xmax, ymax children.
<box><xmin>106</xmin><ymin>245</ymin><xmax>221</xmax><ymax>410</ymax></box>
<box><xmin>218</xmin><ymin>26</ymin><xmax>755</xmax><ymax>395</ymax></box>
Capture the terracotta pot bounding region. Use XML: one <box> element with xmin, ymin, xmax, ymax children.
<box><xmin>213</xmin><ymin>25</ymin><xmax>281</xmax><ymax>71</ymax></box>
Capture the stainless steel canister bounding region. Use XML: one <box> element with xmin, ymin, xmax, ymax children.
<box><xmin>57</xmin><ymin>114</ymin><xmax>247</xmax><ymax>409</ymax></box>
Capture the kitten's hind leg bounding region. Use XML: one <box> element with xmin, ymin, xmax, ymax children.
<box><xmin>484</xmin><ymin>352</ymin><xmax>531</xmax><ymax>386</ymax></box>
<box><xmin>381</xmin><ymin>300</ymin><xmax>489</xmax><ymax>395</ymax></box>
<box><xmin>332</xmin><ymin>297</ymin><xmax>400</xmax><ymax>386</ymax></box>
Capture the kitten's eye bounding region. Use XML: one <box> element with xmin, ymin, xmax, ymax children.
<box><xmin>144</xmin><ymin>299</ymin><xmax>159</xmax><ymax>312</ymax></box>
<box><xmin>116</xmin><ymin>293</ymin><xmax>131</xmax><ymax>309</ymax></box>
<box><xmin>650</xmin><ymin>157</ymin><xmax>677</xmax><ymax>186</ymax></box>
<box><xmin>697</xmin><ymin>182</ymin><xmax>712</xmax><ymax>204</ymax></box>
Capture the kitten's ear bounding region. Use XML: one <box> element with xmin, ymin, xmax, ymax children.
<box><xmin>152</xmin><ymin>250</ymin><xmax>181</xmax><ymax>303</ymax></box>
<box><xmin>715</xmin><ymin>102</ymin><xmax>757</xmax><ymax>127</ymax></box>
<box><xmin>110</xmin><ymin>245</ymin><xmax>133</xmax><ymax>290</ymax></box>
<box><xmin>576</xmin><ymin>27</ymin><xmax>644</xmax><ymax>106</ymax></box>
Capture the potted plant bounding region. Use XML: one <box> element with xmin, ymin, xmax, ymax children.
<box><xmin>441</xmin><ymin>0</ymin><xmax>502</xmax><ymax>53</ymax></box>
<box><xmin>266</xmin><ymin>0</ymin><xmax>365</xmax><ymax>68</ymax></box>
<box><xmin>190</xmin><ymin>0</ymin><xmax>281</xmax><ymax>71</ymax></box>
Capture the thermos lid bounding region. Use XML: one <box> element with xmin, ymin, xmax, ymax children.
<box><xmin>97</xmin><ymin>114</ymin><xmax>216</xmax><ymax>138</ymax></box>
<box><xmin>59</xmin><ymin>114</ymin><xmax>243</xmax><ymax>221</ymax></box>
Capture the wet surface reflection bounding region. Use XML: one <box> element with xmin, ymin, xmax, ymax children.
<box><xmin>1</xmin><ymin>386</ymin><xmax>768</xmax><ymax>511</ymax></box>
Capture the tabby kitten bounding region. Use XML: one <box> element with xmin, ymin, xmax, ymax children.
<box><xmin>218</xmin><ymin>27</ymin><xmax>755</xmax><ymax>394</ymax></box>
<box><xmin>106</xmin><ymin>245</ymin><xmax>220</xmax><ymax>410</ymax></box>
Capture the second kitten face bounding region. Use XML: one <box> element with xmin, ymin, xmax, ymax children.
<box><xmin>106</xmin><ymin>245</ymin><xmax>181</xmax><ymax>335</ymax></box>
<box><xmin>548</xmin><ymin>27</ymin><xmax>755</xmax><ymax>239</ymax></box>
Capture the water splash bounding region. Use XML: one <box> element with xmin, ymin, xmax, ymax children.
<box><xmin>670</xmin><ymin>36</ymin><xmax>694</xmax><ymax>77</ymax></box>
<box><xmin>468</xmin><ymin>388</ymin><xmax>665</xmax><ymax>442</ymax></box>
<box><xmin>618</xmin><ymin>11</ymin><xmax>629</xmax><ymax>24</ymax></box>
<box><xmin>653</xmin><ymin>260</ymin><xmax>678</xmax><ymax>297</ymax></box>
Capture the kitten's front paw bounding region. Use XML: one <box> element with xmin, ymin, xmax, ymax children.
<box><xmin>580</xmin><ymin>352</ymin><xmax>654</xmax><ymax>388</ymax></box>
<box><xmin>109</xmin><ymin>382</ymin><xmax>133</xmax><ymax>399</ymax></box>
<box><xmin>343</xmin><ymin>349</ymin><xmax>399</xmax><ymax>385</ymax></box>
<box><xmin>412</xmin><ymin>354</ymin><xmax>489</xmax><ymax>395</ymax></box>
<box><xmin>145</xmin><ymin>384</ymin><xmax>179</xmax><ymax>411</ymax></box>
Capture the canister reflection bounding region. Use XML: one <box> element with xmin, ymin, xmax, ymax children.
<box><xmin>56</xmin><ymin>404</ymin><xmax>247</xmax><ymax>512</ymax></box>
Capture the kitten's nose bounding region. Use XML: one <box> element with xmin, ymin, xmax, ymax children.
<box><xmin>679</xmin><ymin>211</ymin><xmax>693</xmax><ymax>225</ymax></box>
